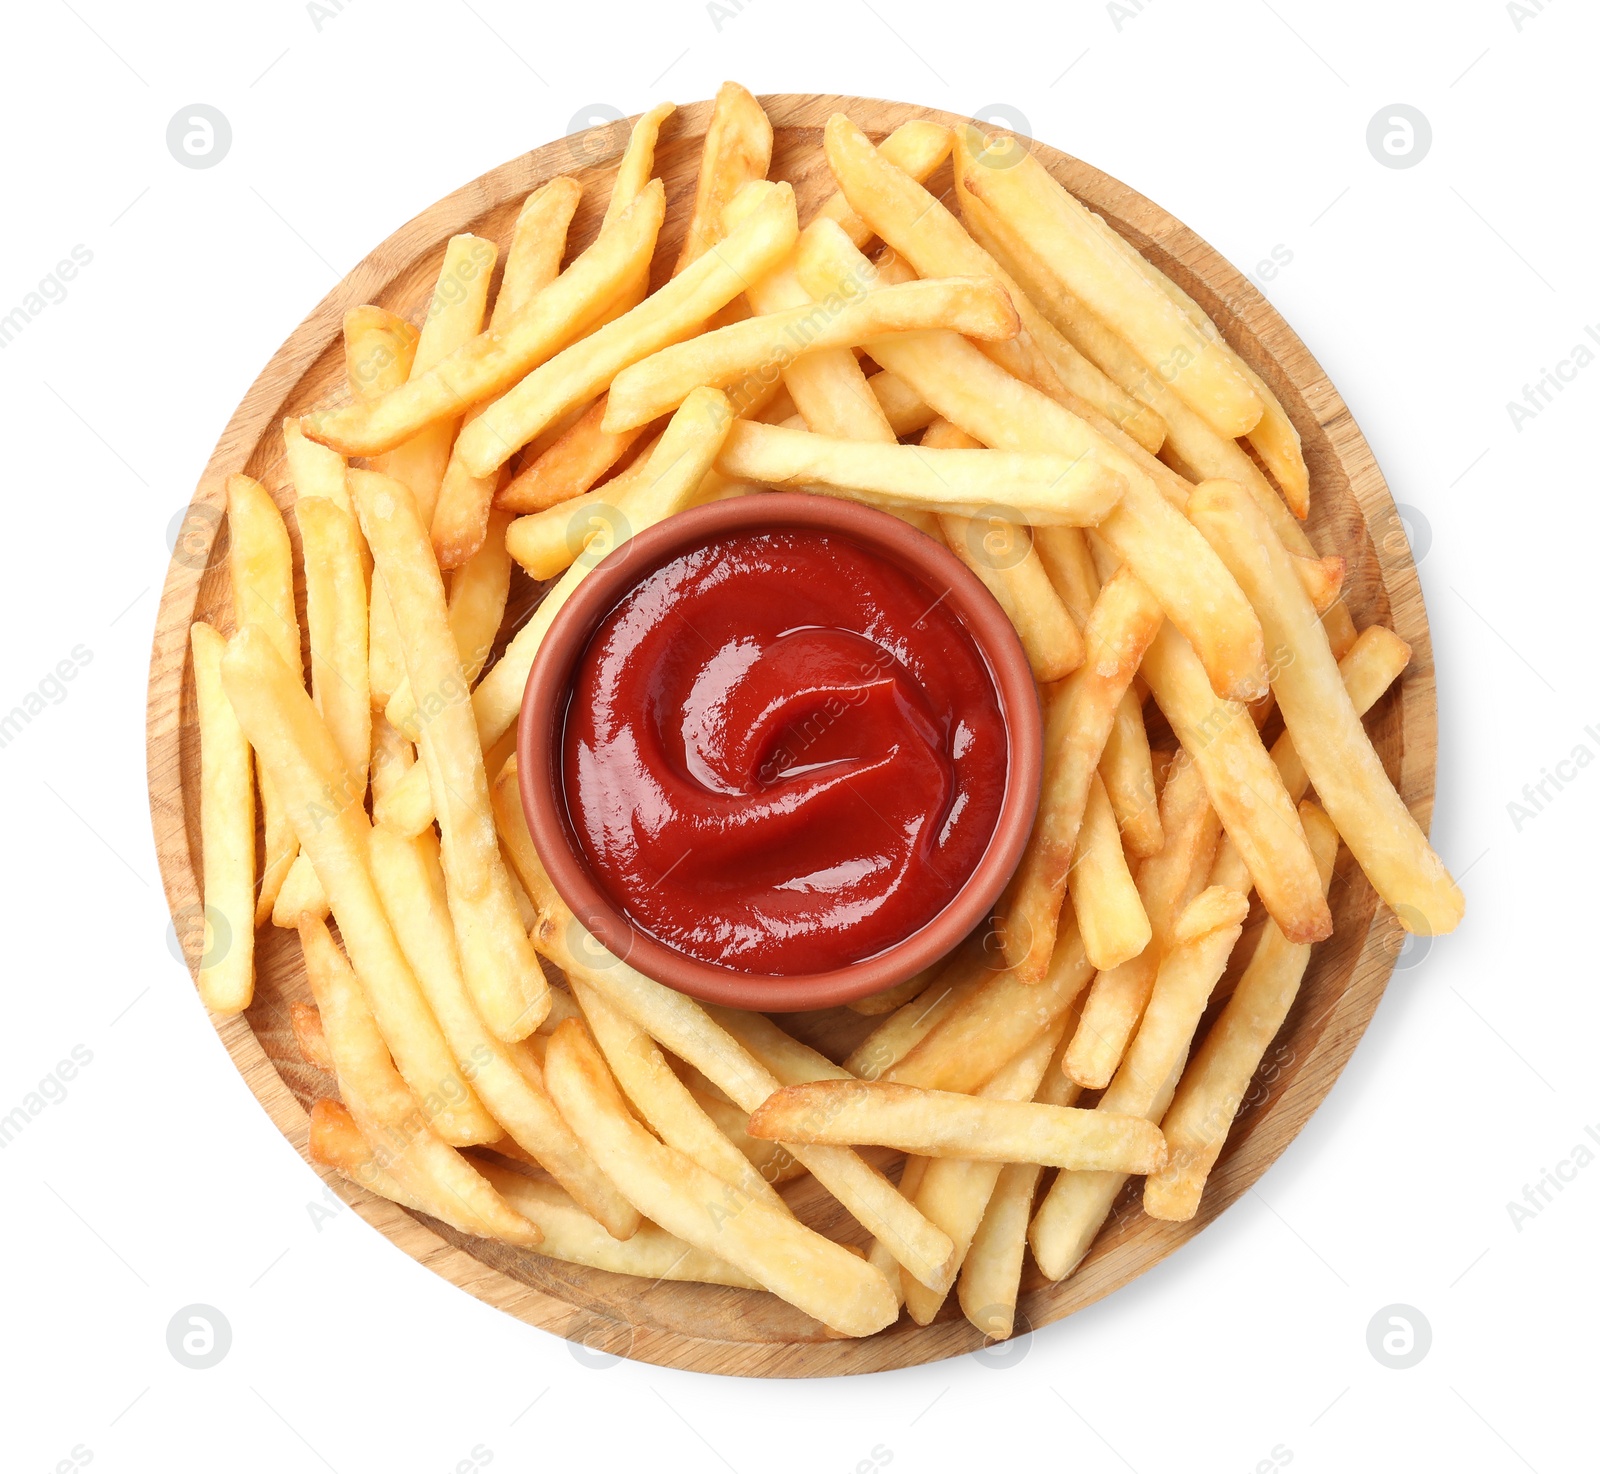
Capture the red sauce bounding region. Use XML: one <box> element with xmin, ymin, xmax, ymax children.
<box><xmin>560</xmin><ymin>528</ymin><xmax>1009</xmax><ymax>974</ymax></box>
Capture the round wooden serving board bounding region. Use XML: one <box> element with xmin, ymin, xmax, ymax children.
<box><xmin>146</xmin><ymin>93</ymin><xmax>1436</xmax><ymax>1377</ymax></box>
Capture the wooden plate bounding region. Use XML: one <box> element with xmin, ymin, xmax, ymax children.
<box><xmin>145</xmin><ymin>93</ymin><xmax>1435</xmax><ymax>1377</ymax></box>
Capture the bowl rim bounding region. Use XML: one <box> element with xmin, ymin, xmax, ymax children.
<box><xmin>516</xmin><ymin>491</ymin><xmax>1043</xmax><ymax>1011</ymax></box>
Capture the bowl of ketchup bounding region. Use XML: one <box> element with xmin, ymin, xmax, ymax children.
<box><xmin>518</xmin><ymin>492</ymin><xmax>1043</xmax><ymax>1011</ymax></box>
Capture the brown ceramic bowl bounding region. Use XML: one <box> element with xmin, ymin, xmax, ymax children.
<box><xmin>517</xmin><ymin>492</ymin><xmax>1042</xmax><ymax>1011</ymax></box>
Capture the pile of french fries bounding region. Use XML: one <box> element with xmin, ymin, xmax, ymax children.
<box><xmin>186</xmin><ymin>84</ymin><xmax>1463</xmax><ymax>1341</ymax></box>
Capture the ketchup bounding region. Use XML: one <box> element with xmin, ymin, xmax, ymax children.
<box><xmin>560</xmin><ymin>528</ymin><xmax>1008</xmax><ymax>975</ymax></box>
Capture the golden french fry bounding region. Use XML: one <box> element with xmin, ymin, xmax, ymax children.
<box><xmin>1031</xmin><ymin>886</ymin><xmax>1248</xmax><ymax>1280</ymax></box>
<box><xmin>901</xmin><ymin>1020</ymin><xmax>1071</xmax><ymax>1325</ymax></box>
<box><xmin>843</xmin><ymin>945</ymin><xmax>993</xmax><ymax>1079</ymax></box>
<box><xmin>272</xmin><ymin>852</ymin><xmax>328</xmax><ymax>928</ymax></box>
<box><xmin>1141</xmin><ymin>620</ymin><xmax>1330</xmax><ymax>942</ymax></box>
<box><xmin>747</xmin><ymin>1077</ymin><xmax>1164</xmax><ymax>1171</ymax></box>
<box><xmin>367</xmin><ymin>826</ymin><xmax>638</xmax><ymax>1236</ymax></box>
<box><xmin>866</xmin><ymin>369</ymin><xmax>937</xmax><ymax>436</ymax></box>
<box><xmin>824</xmin><ymin>112</ymin><xmax>1164</xmax><ymax>453</ymax></box>
<box><xmin>282</xmin><ymin>418</ymin><xmax>355</xmax><ymax>516</ymax></box>
<box><xmin>847</xmin><ymin>963</ymin><xmax>939</xmax><ymax>1018</ymax></box>
<box><xmin>1065</xmin><ymin>749</ymin><xmax>1221</xmax><ymax>1089</ymax></box>
<box><xmin>815</xmin><ymin>119</ymin><xmax>952</xmax><ymax>244</ymax></box>
<box><xmin>431</xmin><ymin>179</ymin><xmax>584</xmax><ymax>568</ymax></box>
<box><xmin>1189</xmin><ymin>480</ymin><xmax>1463</xmax><ymax>935</ymax></box>
<box><xmin>604</xmin><ymin>275</ymin><xmax>1022</xmax><ymax>431</ymax></box>
<box><xmin>718</xmin><ymin>418</ymin><xmax>1123</xmax><ymax>527</ymax></box>
<box><xmin>1101</xmin><ymin>689</ymin><xmax>1163</xmax><ymax>857</ymax></box>
<box><xmin>955</xmin><ymin>130</ymin><xmax>1261</xmax><ymax>438</ymax></box>
<box><xmin>220</xmin><ymin>626</ymin><xmax>494</xmax><ymax>1144</ymax></box>
<box><xmin>673</xmin><ymin>82</ymin><xmax>773</xmax><ymax>273</ymax></box>
<box><xmin>1146</xmin><ymin>803</ymin><xmax>1340</xmax><ymax>1220</ymax></box>
<box><xmin>495</xmin><ymin>395</ymin><xmax>648</xmax><ymax>513</ymax></box>
<box><xmin>544</xmin><ymin>1020</ymin><xmax>898</xmax><ymax>1337</ymax></box>
<box><xmin>226</xmin><ymin>473</ymin><xmax>300</xmax><ymax>924</ymax></box>
<box><xmin>189</xmin><ymin>623</ymin><xmax>255</xmax><ymax>1013</ymax></box>
<box><xmin>309</xmin><ymin>1097</ymin><xmax>426</xmax><ymax>1209</ymax></box>
<box><xmin>706</xmin><ymin>1007</ymin><xmax>856</xmax><ymax>1087</ymax></box>
<box><xmin>290</xmin><ymin>999</ymin><xmax>332</xmax><ymax>1072</ymax></box>
<box><xmin>528</xmin><ymin>882</ymin><xmax>955</xmax><ymax>1292</ymax></box>
<box><xmin>794</xmin><ymin>220</ymin><xmax>1269</xmax><ymax>702</ymax></box>
<box><xmin>369</xmin><ymin>711</ymin><xmax>414</xmax><ymax>806</ymax></box>
<box><xmin>956</xmin><ymin>1026</ymin><xmax>1083</xmax><ymax>1339</ymax></box>
<box><xmin>572</xmin><ymin>979</ymin><xmax>788</xmax><ymax>1213</ymax></box>
<box><xmin>297</xmin><ymin>497</ymin><xmax>370</xmax><ymax>794</ymax></box>
<box><xmin>343</xmin><ymin>305</ymin><xmax>417</xmax><ymax>403</ymax></box>
<box><xmin>1208</xmin><ymin>626</ymin><xmax>1410</xmax><ymax>890</ymax></box>
<box><xmin>384</xmin><ymin>506</ymin><xmax>513</xmax><ymax>736</ymax></box>
<box><xmin>684</xmin><ymin>1087</ymin><xmax>806</xmax><ymax>1188</ymax></box>
<box><xmin>999</xmin><ymin>564</ymin><xmax>1163</xmax><ymax>979</ymax></box>
<box><xmin>349</xmin><ymin>470</ymin><xmax>550</xmax><ymax>1041</ymax></box>
<box><xmin>297</xmin><ymin>917</ymin><xmax>538</xmax><ymax>1243</ymax></box>
<box><xmin>304</xmin><ymin>186</ymin><xmax>654</xmax><ymax>460</ymax></box>
<box><xmin>1068</xmin><ymin>773</ymin><xmax>1153</xmax><ymax>972</ymax></box>
<box><xmin>606</xmin><ymin>101</ymin><xmax>676</xmax><ymax>228</ymax></box>
<box><xmin>456</xmin><ymin>182</ymin><xmax>797</xmax><ymax>476</ymax></box>
<box><xmin>888</xmin><ymin>907</ymin><xmax>1095</xmax><ymax>1093</ymax></box>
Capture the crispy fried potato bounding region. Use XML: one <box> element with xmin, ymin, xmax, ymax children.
<box><xmin>272</xmin><ymin>851</ymin><xmax>328</xmax><ymax>929</ymax></box>
<box><xmin>544</xmin><ymin>1020</ymin><xmax>898</xmax><ymax>1337</ymax></box>
<box><xmin>297</xmin><ymin>497</ymin><xmax>370</xmax><ymax>794</ymax></box>
<box><xmin>349</xmin><ymin>469</ymin><xmax>550</xmax><ymax>1041</ymax></box>
<box><xmin>673</xmin><ymin>82</ymin><xmax>773</xmax><ymax>273</ymax></box>
<box><xmin>1189</xmin><ymin>480</ymin><xmax>1462</xmax><ymax>936</ymax></box>
<box><xmin>747</xmin><ymin>1078</ymin><xmax>1165</xmax><ymax>1172</ymax></box>
<box><xmin>866</xmin><ymin>369</ymin><xmax>937</xmax><ymax>436</ymax></box>
<box><xmin>225</xmin><ymin>472</ymin><xmax>301</xmax><ymax>924</ymax></box>
<box><xmin>1068</xmin><ymin>773</ymin><xmax>1153</xmax><ymax>972</ymax></box>
<box><xmin>290</xmin><ymin>998</ymin><xmax>332</xmax><ymax>1072</ymax></box>
<box><xmin>843</xmin><ymin>943</ymin><xmax>994</xmax><ymax>1079</ymax></box>
<box><xmin>298</xmin><ymin>917</ymin><xmax>538</xmax><ymax>1243</ymax></box>
<box><xmin>189</xmin><ymin>622</ymin><xmax>255</xmax><ymax>1013</ymax></box>
<box><xmin>495</xmin><ymin>395</ymin><xmax>648</xmax><ymax>513</ymax></box>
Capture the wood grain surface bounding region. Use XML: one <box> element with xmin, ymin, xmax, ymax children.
<box><xmin>145</xmin><ymin>92</ymin><xmax>1436</xmax><ymax>1377</ymax></box>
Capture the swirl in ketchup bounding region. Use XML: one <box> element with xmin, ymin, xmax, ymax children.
<box><xmin>560</xmin><ymin>528</ymin><xmax>1008</xmax><ymax>974</ymax></box>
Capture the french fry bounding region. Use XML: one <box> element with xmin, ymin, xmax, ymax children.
<box><xmin>225</xmin><ymin>472</ymin><xmax>301</xmax><ymax>924</ymax></box>
<box><xmin>716</xmin><ymin>419</ymin><xmax>1125</xmax><ymax>528</ymax></box>
<box><xmin>308</xmin><ymin>1097</ymin><xmax>426</xmax><ymax>1209</ymax></box>
<box><xmin>957</xmin><ymin>1025</ymin><xmax>1082</xmax><ymax>1339</ymax></box>
<box><xmin>369</xmin><ymin>711</ymin><xmax>414</xmax><ymax>806</ymax></box>
<box><xmin>747</xmin><ymin>1077</ymin><xmax>1164</xmax><ymax>1172</ymax></box>
<box><xmin>367</xmin><ymin>826</ymin><xmax>638</xmax><ymax>1236</ymax></box>
<box><xmin>1101</xmin><ymin>690</ymin><xmax>1163</xmax><ymax>856</ymax></box>
<box><xmin>1030</xmin><ymin>886</ymin><xmax>1248</xmax><ymax>1280</ymax></box>
<box><xmin>1188</xmin><ymin>480</ymin><xmax>1463</xmax><ymax>935</ymax></box>
<box><xmin>1141</xmin><ymin>619</ymin><xmax>1330</xmax><ymax>943</ymax></box>
<box><xmin>189</xmin><ymin>622</ymin><xmax>255</xmax><ymax>1013</ymax></box>
<box><xmin>888</xmin><ymin>906</ymin><xmax>1096</xmax><ymax>1093</ymax></box>
<box><xmin>432</xmin><ymin>179</ymin><xmax>584</xmax><ymax>568</ymax></box>
<box><xmin>847</xmin><ymin>963</ymin><xmax>938</xmax><ymax>1018</ymax></box>
<box><xmin>495</xmin><ymin>396</ymin><xmax>648</xmax><ymax>513</ymax></box>
<box><xmin>1065</xmin><ymin>750</ymin><xmax>1221</xmax><ymax>1089</ymax></box>
<box><xmin>793</xmin><ymin>220</ymin><xmax>1269</xmax><ymax>703</ymax></box>
<box><xmin>685</xmin><ymin>1087</ymin><xmax>807</xmax><ymax>1188</ymax></box>
<box><xmin>1209</xmin><ymin>624</ymin><xmax>1413</xmax><ymax>893</ymax></box>
<box><xmin>304</xmin><ymin>184</ymin><xmax>657</xmax><ymax>459</ymax></box>
<box><xmin>455</xmin><ymin>182</ymin><xmax>797</xmax><ymax>476</ymax></box>
<box><xmin>528</xmin><ymin>892</ymin><xmax>955</xmax><ymax>1292</ymax></box>
<box><xmin>900</xmin><ymin>1020</ymin><xmax>1071</xmax><ymax>1325</ymax></box>
<box><xmin>998</xmin><ymin>564</ymin><xmax>1164</xmax><ymax>980</ymax></box>
<box><xmin>955</xmin><ymin>130</ymin><xmax>1262</xmax><ymax>439</ymax></box>
<box><xmin>342</xmin><ymin>305</ymin><xmax>417</xmax><ymax>404</ymax></box>
<box><xmin>384</xmin><ymin>506</ymin><xmax>513</xmax><ymax>737</ymax></box>
<box><xmin>474</xmin><ymin>1161</ymin><xmax>761</xmax><ymax>1288</ymax></box>
<box><xmin>220</xmin><ymin>626</ymin><xmax>494</xmax><ymax>1144</ymax></box>
<box><xmin>1068</xmin><ymin>773</ymin><xmax>1153</xmax><ymax>972</ymax></box>
<box><xmin>380</xmin><ymin>234</ymin><xmax>498</xmax><ymax>524</ymax></box>
<box><xmin>843</xmin><ymin>944</ymin><xmax>994</xmax><ymax>1079</ymax></box>
<box><xmin>823</xmin><ymin>112</ymin><xmax>1164</xmax><ymax>453</ymax></box>
<box><xmin>1146</xmin><ymin>803</ymin><xmax>1340</xmax><ymax>1220</ymax></box>
<box><xmin>349</xmin><ymin>469</ymin><xmax>550</xmax><ymax>1041</ymax></box>
<box><xmin>605</xmin><ymin>275</ymin><xmax>1022</xmax><ymax>431</ymax></box>
<box><xmin>297</xmin><ymin>916</ymin><xmax>538</xmax><ymax>1244</ymax></box>
<box><xmin>815</xmin><ymin>119</ymin><xmax>952</xmax><ymax>244</ymax></box>
<box><xmin>673</xmin><ymin>81</ymin><xmax>773</xmax><ymax>273</ymax></box>
<box><xmin>282</xmin><ymin>418</ymin><xmax>355</xmax><ymax>517</ymax></box>
<box><xmin>297</xmin><ymin>497</ymin><xmax>370</xmax><ymax>794</ymax></box>
<box><xmin>272</xmin><ymin>852</ymin><xmax>328</xmax><ymax>928</ymax></box>
<box><xmin>606</xmin><ymin>101</ymin><xmax>676</xmax><ymax>228</ymax></box>
<box><xmin>572</xmin><ymin>978</ymin><xmax>788</xmax><ymax>1214</ymax></box>
<box><xmin>290</xmin><ymin>998</ymin><xmax>332</xmax><ymax>1072</ymax></box>
<box><xmin>867</xmin><ymin>369</ymin><xmax>937</xmax><ymax>436</ymax></box>
<box><xmin>544</xmin><ymin>1020</ymin><xmax>898</xmax><ymax>1337</ymax></box>
<box><xmin>707</xmin><ymin>1007</ymin><xmax>856</xmax><ymax>1087</ymax></box>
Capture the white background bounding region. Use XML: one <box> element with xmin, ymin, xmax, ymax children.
<box><xmin>1</xmin><ymin>0</ymin><xmax>1592</xmax><ymax>1469</ymax></box>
